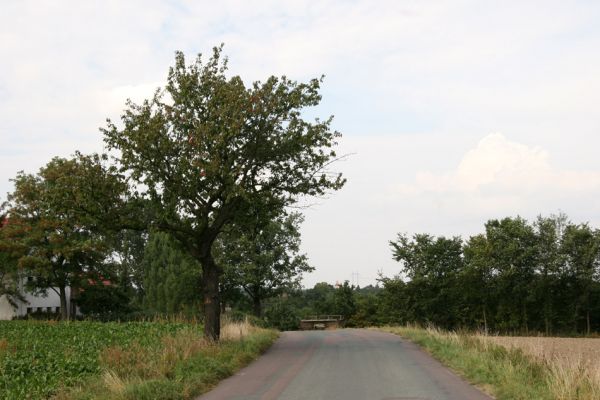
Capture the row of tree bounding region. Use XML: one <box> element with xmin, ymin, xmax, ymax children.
<box><xmin>382</xmin><ymin>214</ymin><xmax>600</xmax><ymax>335</ymax></box>
<box><xmin>0</xmin><ymin>46</ymin><xmax>345</xmax><ymax>340</ymax></box>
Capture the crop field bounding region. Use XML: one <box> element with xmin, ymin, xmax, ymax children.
<box><xmin>479</xmin><ymin>335</ymin><xmax>600</xmax><ymax>399</ymax></box>
<box><xmin>0</xmin><ymin>320</ymin><xmax>277</xmax><ymax>400</ymax></box>
<box><xmin>0</xmin><ymin>320</ymin><xmax>190</xmax><ymax>399</ymax></box>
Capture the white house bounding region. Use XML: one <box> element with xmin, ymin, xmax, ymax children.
<box><xmin>0</xmin><ymin>276</ymin><xmax>78</xmax><ymax>320</ymax></box>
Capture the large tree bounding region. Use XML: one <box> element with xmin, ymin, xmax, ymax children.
<box><xmin>217</xmin><ymin>211</ymin><xmax>312</xmax><ymax>317</ymax></box>
<box><xmin>1</xmin><ymin>153</ymin><xmax>126</xmax><ymax>319</ymax></box>
<box><xmin>103</xmin><ymin>46</ymin><xmax>345</xmax><ymax>339</ymax></box>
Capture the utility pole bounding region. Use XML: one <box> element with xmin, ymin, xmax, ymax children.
<box><xmin>351</xmin><ymin>271</ymin><xmax>359</xmax><ymax>287</ymax></box>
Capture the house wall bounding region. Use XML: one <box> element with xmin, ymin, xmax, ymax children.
<box><xmin>0</xmin><ymin>278</ymin><xmax>78</xmax><ymax>320</ymax></box>
<box><xmin>16</xmin><ymin>286</ymin><xmax>73</xmax><ymax>316</ymax></box>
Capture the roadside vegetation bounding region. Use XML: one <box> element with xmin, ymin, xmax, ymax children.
<box><xmin>382</xmin><ymin>325</ymin><xmax>600</xmax><ymax>400</ymax></box>
<box><xmin>0</xmin><ymin>319</ymin><xmax>277</xmax><ymax>400</ymax></box>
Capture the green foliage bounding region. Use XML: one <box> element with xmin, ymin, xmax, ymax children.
<box><xmin>390</xmin><ymin>233</ymin><xmax>464</xmax><ymax>328</ymax></box>
<box><xmin>107</xmin><ymin>229</ymin><xmax>148</xmax><ymax>304</ymax></box>
<box><xmin>142</xmin><ymin>232</ymin><xmax>202</xmax><ymax>315</ymax></box>
<box><xmin>217</xmin><ymin>211</ymin><xmax>313</xmax><ymax>317</ymax></box>
<box><xmin>77</xmin><ymin>282</ymin><xmax>132</xmax><ymax>316</ymax></box>
<box><xmin>0</xmin><ymin>217</ymin><xmax>25</xmax><ymax>307</ymax></box>
<box><xmin>263</xmin><ymin>297</ymin><xmax>301</xmax><ymax>331</ymax></box>
<box><xmin>332</xmin><ymin>281</ymin><xmax>356</xmax><ymax>319</ymax></box>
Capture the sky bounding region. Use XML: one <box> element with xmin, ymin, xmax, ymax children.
<box><xmin>1</xmin><ymin>1</ymin><xmax>600</xmax><ymax>287</ymax></box>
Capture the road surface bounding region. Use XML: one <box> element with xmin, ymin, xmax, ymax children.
<box><xmin>198</xmin><ymin>329</ymin><xmax>492</xmax><ymax>400</ymax></box>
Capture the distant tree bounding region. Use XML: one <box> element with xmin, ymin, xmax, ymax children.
<box><xmin>484</xmin><ymin>217</ymin><xmax>537</xmax><ymax>333</ymax></box>
<box><xmin>264</xmin><ymin>296</ymin><xmax>302</xmax><ymax>331</ymax></box>
<box><xmin>462</xmin><ymin>233</ymin><xmax>494</xmax><ymax>332</ymax></box>
<box><xmin>142</xmin><ymin>232</ymin><xmax>202</xmax><ymax>314</ymax></box>
<box><xmin>349</xmin><ymin>289</ymin><xmax>382</xmax><ymax>327</ymax></box>
<box><xmin>103</xmin><ymin>46</ymin><xmax>345</xmax><ymax>339</ymax></box>
<box><xmin>377</xmin><ymin>276</ymin><xmax>408</xmax><ymax>325</ymax></box>
<box><xmin>332</xmin><ymin>281</ymin><xmax>356</xmax><ymax>320</ymax></box>
<box><xmin>1</xmin><ymin>153</ymin><xmax>126</xmax><ymax>320</ymax></box>
<box><xmin>217</xmin><ymin>211</ymin><xmax>313</xmax><ymax>317</ymax></box>
<box><xmin>533</xmin><ymin>214</ymin><xmax>567</xmax><ymax>334</ymax></box>
<box><xmin>304</xmin><ymin>282</ymin><xmax>336</xmax><ymax>315</ymax></box>
<box><xmin>561</xmin><ymin>223</ymin><xmax>600</xmax><ymax>334</ymax></box>
<box><xmin>390</xmin><ymin>233</ymin><xmax>464</xmax><ymax>328</ymax></box>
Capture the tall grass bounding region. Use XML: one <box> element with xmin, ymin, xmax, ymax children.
<box><xmin>55</xmin><ymin>319</ymin><xmax>278</xmax><ymax>400</ymax></box>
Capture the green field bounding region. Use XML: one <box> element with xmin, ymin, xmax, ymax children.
<box><xmin>0</xmin><ymin>320</ymin><xmax>277</xmax><ymax>400</ymax></box>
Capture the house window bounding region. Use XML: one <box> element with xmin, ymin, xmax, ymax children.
<box><xmin>37</xmin><ymin>307</ymin><xmax>42</xmax><ymax>312</ymax></box>
<box><xmin>46</xmin><ymin>307</ymin><xmax>52</xmax><ymax>312</ymax></box>
<box><xmin>55</xmin><ymin>307</ymin><xmax>60</xmax><ymax>313</ymax></box>
<box><xmin>27</xmin><ymin>276</ymin><xmax>34</xmax><ymax>282</ymax></box>
<box><xmin>27</xmin><ymin>307</ymin><xmax>33</xmax><ymax>314</ymax></box>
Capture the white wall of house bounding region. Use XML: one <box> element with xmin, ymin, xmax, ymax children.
<box><xmin>0</xmin><ymin>278</ymin><xmax>78</xmax><ymax>320</ymax></box>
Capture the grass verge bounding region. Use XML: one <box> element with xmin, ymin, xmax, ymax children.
<box><xmin>56</xmin><ymin>320</ymin><xmax>278</xmax><ymax>400</ymax></box>
<box><xmin>379</xmin><ymin>326</ymin><xmax>554</xmax><ymax>400</ymax></box>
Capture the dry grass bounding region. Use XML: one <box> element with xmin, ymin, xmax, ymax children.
<box><xmin>101</xmin><ymin>371</ymin><xmax>127</xmax><ymax>396</ymax></box>
<box><xmin>98</xmin><ymin>320</ymin><xmax>255</xmax><ymax>383</ymax></box>
<box><xmin>478</xmin><ymin>335</ymin><xmax>600</xmax><ymax>399</ymax></box>
<box><xmin>220</xmin><ymin>319</ymin><xmax>252</xmax><ymax>341</ymax></box>
<box><xmin>62</xmin><ymin>318</ymin><xmax>268</xmax><ymax>399</ymax></box>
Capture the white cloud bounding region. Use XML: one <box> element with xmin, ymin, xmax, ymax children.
<box><xmin>396</xmin><ymin>134</ymin><xmax>600</xmax><ymax>197</ymax></box>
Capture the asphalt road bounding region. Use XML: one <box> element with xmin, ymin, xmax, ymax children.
<box><xmin>197</xmin><ymin>329</ymin><xmax>492</xmax><ymax>400</ymax></box>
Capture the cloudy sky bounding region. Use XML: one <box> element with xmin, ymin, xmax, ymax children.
<box><xmin>2</xmin><ymin>1</ymin><xmax>600</xmax><ymax>287</ymax></box>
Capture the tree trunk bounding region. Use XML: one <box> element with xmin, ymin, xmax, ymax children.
<box><xmin>59</xmin><ymin>285</ymin><xmax>69</xmax><ymax>321</ymax></box>
<box><xmin>523</xmin><ymin>303</ymin><xmax>528</xmax><ymax>335</ymax></box>
<box><xmin>483</xmin><ymin>306</ymin><xmax>488</xmax><ymax>335</ymax></box>
<box><xmin>201</xmin><ymin>254</ymin><xmax>221</xmax><ymax>341</ymax></box>
<box><xmin>252</xmin><ymin>296</ymin><xmax>262</xmax><ymax>318</ymax></box>
<box><xmin>587</xmin><ymin>310</ymin><xmax>591</xmax><ymax>336</ymax></box>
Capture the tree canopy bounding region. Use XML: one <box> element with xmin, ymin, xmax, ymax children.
<box><xmin>1</xmin><ymin>153</ymin><xmax>126</xmax><ymax>319</ymax></box>
<box><xmin>102</xmin><ymin>46</ymin><xmax>345</xmax><ymax>339</ymax></box>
